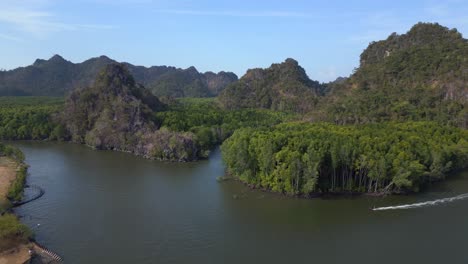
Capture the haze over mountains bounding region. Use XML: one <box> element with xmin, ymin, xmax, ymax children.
<box><xmin>0</xmin><ymin>55</ymin><xmax>238</xmax><ymax>98</ymax></box>
<box><xmin>0</xmin><ymin>23</ymin><xmax>466</xmax><ymax>127</ymax></box>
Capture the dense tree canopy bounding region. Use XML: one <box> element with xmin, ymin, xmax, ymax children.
<box><xmin>58</xmin><ymin>65</ymin><xmax>292</xmax><ymax>161</ymax></box>
<box><xmin>219</xmin><ymin>59</ymin><xmax>325</xmax><ymax>113</ymax></box>
<box><xmin>324</xmin><ymin>23</ymin><xmax>467</xmax><ymax>128</ymax></box>
<box><xmin>222</xmin><ymin>122</ymin><xmax>468</xmax><ymax>195</ymax></box>
<box><xmin>156</xmin><ymin>98</ymin><xmax>295</xmax><ymax>155</ymax></box>
<box><xmin>0</xmin><ymin>22</ymin><xmax>466</xmax><ymax>196</ymax></box>
<box><xmin>0</xmin><ymin>97</ymin><xmax>64</xmax><ymax>140</ymax></box>
<box><xmin>148</xmin><ymin>68</ymin><xmax>238</xmax><ymax>98</ymax></box>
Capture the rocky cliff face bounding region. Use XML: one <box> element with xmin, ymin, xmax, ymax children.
<box><xmin>325</xmin><ymin>23</ymin><xmax>468</xmax><ymax>127</ymax></box>
<box><xmin>218</xmin><ymin>58</ymin><xmax>324</xmax><ymax>113</ymax></box>
<box><xmin>64</xmin><ymin>64</ymin><xmax>164</xmax><ymax>147</ymax></box>
<box><xmin>147</xmin><ymin>67</ymin><xmax>239</xmax><ymax>98</ymax></box>
<box><xmin>62</xmin><ymin>64</ymin><xmax>200</xmax><ymax>161</ymax></box>
<box><xmin>204</xmin><ymin>71</ymin><xmax>238</xmax><ymax>95</ymax></box>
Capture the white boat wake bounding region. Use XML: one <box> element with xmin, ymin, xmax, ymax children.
<box><xmin>373</xmin><ymin>193</ymin><xmax>468</xmax><ymax>211</ymax></box>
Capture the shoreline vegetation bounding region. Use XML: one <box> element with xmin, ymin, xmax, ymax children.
<box><xmin>0</xmin><ymin>142</ymin><xmax>61</xmax><ymax>263</ymax></box>
<box><xmin>0</xmin><ymin>142</ymin><xmax>32</xmax><ymax>262</ymax></box>
<box><xmin>221</xmin><ymin>122</ymin><xmax>468</xmax><ymax>196</ymax></box>
<box><xmin>0</xmin><ymin>20</ymin><xmax>465</xmax><ymax>264</ymax></box>
<box><xmin>58</xmin><ymin>64</ymin><xmax>295</xmax><ymax>162</ymax></box>
<box><xmin>0</xmin><ymin>22</ymin><xmax>464</xmax><ymax>197</ymax></box>
<box><xmin>0</xmin><ymin>93</ymin><xmax>295</xmax><ymax>162</ymax></box>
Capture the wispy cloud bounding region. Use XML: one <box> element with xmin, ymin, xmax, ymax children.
<box><xmin>0</xmin><ymin>0</ymin><xmax>115</xmax><ymax>38</ymax></box>
<box><xmin>349</xmin><ymin>1</ymin><xmax>468</xmax><ymax>45</ymax></box>
<box><xmin>72</xmin><ymin>24</ymin><xmax>116</xmax><ymax>30</ymax></box>
<box><xmin>0</xmin><ymin>33</ymin><xmax>22</xmax><ymax>42</ymax></box>
<box><xmin>346</xmin><ymin>0</ymin><xmax>468</xmax><ymax>46</ymax></box>
<box><xmin>154</xmin><ymin>9</ymin><xmax>308</xmax><ymax>18</ymax></box>
<box><xmin>423</xmin><ymin>2</ymin><xmax>468</xmax><ymax>28</ymax></box>
<box><xmin>91</xmin><ymin>0</ymin><xmax>156</xmax><ymax>4</ymax></box>
<box><xmin>347</xmin><ymin>11</ymin><xmax>408</xmax><ymax>45</ymax></box>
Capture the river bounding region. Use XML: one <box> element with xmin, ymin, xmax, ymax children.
<box><xmin>13</xmin><ymin>142</ymin><xmax>468</xmax><ymax>263</ymax></box>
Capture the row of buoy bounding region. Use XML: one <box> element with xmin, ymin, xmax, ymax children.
<box><xmin>15</xmin><ymin>185</ymin><xmax>63</xmax><ymax>262</ymax></box>
<box><xmin>12</xmin><ymin>184</ymin><xmax>45</xmax><ymax>207</ymax></box>
<box><xmin>33</xmin><ymin>242</ymin><xmax>63</xmax><ymax>262</ymax></box>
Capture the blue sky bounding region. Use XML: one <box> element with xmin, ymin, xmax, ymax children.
<box><xmin>0</xmin><ymin>0</ymin><xmax>467</xmax><ymax>82</ymax></box>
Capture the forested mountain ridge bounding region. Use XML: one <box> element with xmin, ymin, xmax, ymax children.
<box><xmin>62</xmin><ymin>63</ymin><xmax>165</xmax><ymax>147</ymax></box>
<box><xmin>56</xmin><ymin>64</ymin><xmax>289</xmax><ymax>161</ymax></box>
<box><xmin>219</xmin><ymin>22</ymin><xmax>468</xmax><ymax>196</ymax></box>
<box><xmin>0</xmin><ymin>55</ymin><xmax>237</xmax><ymax>98</ymax></box>
<box><xmin>0</xmin><ymin>22</ymin><xmax>466</xmax><ymax>195</ymax></box>
<box><xmin>218</xmin><ymin>58</ymin><xmax>325</xmax><ymax>113</ymax></box>
<box><xmin>60</xmin><ymin>63</ymin><xmax>203</xmax><ymax>161</ymax></box>
<box><xmin>326</xmin><ymin>23</ymin><xmax>468</xmax><ymax>127</ymax></box>
<box><xmin>147</xmin><ymin>66</ymin><xmax>238</xmax><ymax>98</ymax></box>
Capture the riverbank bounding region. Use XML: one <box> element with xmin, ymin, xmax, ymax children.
<box><xmin>0</xmin><ymin>243</ymin><xmax>31</xmax><ymax>264</ymax></box>
<box><xmin>0</xmin><ymin>157</ymin><xmax>18</xmax><ymax>211</ymax></box>
<box><xmin>0</xmin><ymin>155</ymin><xmax>32</xmax><ymax>262</ymax></box>
<box><xmin>0</xmin><ymin>242</ymin><xmax>61</xmax><ymax>264</ymax></box>
<box><xmin>221</xmin><ymin>172</ymin><xmax>394</xmax><ymax>200</ymax></box>
<box><xmin>0</xmin><ymin>144</ymin><xmax>60</xmax><ymax>263</ymax></box>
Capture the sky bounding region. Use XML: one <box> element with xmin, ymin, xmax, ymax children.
<box><xmin>0</xmin><ymin>0</ymin><xmax>467</xmax><ymax>82</ymax></box>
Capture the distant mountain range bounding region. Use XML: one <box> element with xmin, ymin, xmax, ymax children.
<box><xmin>219</xmin><ymin>23</ymin><xmax>466</xmax><ymax>126</ymax></box>
<box><xmin>0</xmin><ymin>55</ymin><xmax>238</xmax><ymax>97</ymax></box>
<box><xmin>0</xmin><ymin>22</ymin><xmax>465</xmax><ymax>127</ymax></box>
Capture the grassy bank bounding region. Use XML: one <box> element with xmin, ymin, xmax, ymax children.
<box><xmin>0</xmin><ymin>142</ymin><xmax>32</xmax><ymax>251</ymax></box>
<box><xmin>0</xmin><ymin>214</ymin><xmax>32</xmax><ymax>251</ymax></box>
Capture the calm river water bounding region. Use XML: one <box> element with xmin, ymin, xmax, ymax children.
<box><xmin>13</xmin><ymin>142</ymin><xmax>468</xmax><ymax>263</ymax></box>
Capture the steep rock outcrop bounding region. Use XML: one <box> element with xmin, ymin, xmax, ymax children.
<box><xmin>62</xmin><ymin>64</ymin><xmax>200</xmax><ymax>161</ymax></box>
<box><xmin>219</xmin><ymin>58</ymin><xmax>324</xmax><ymax>113</ymax></box>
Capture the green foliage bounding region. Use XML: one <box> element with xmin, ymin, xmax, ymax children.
<box><xmin>0</xmin><ymin>143</ymin><xmax>28</xmax><ymax>203</ymax></box>
<box><xmin>0</xmin><ymin>143</ymin><xmax>25</xmax><ymax>163</ymax></box>
<box><xmin>155</xmin><ymin>98</ymin><xmax>295</xmax><ymax>155</ymax></box>
<box><xmin>61</xmin><ymin>64</ymin><xmax>204</xmax><ymax>161</ymax></box>
<box><xmin>326</xmin><ymin>23</ymin><xmax>468</xmax><ymax>128</ymax></box>
<box><xmin>219</xmin><ymin>59</ymin><xmax>325</xmax><ymax>113</ymax></box>
<box><xmin>7</xmin><ymin>166</ymin><xmax>27</xmax><ymax>202</ymax></box>
<box><xmin>147</xmin><ymin>128</ymin><xmax>199</xmax><ymax>161</ymax></box>
<box><xmin>0</xmin><ymin>97</ymin><xmax>64</xmax><ymax>140</ymax></box>
<box><xmin>63</xmin><ymin>64</ymin><xmax>165</xmax><ymax>144</ymax></box>
<box><xmin>222</xmin><ymin>122</ymin><xmax>468</xmax><ymax>195</ymax></box>
<box><xmin>0</xmin><ymin>145</ymin><xmax>31</xmax><ymax>251</ymax></box>
<box><xmin>149</xmin><ymin>68</ymin><xmax>211</xmax><ymax>98</ymax></box>
<box><xmin>130</xmin><ymin>66</ymin><xmax>237</xmax><ymax>98</ymax></box>
<box><xmin>0</xmin><ymin>214</ymin><xmax>32</xmax><ymax>251</ymax></box>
